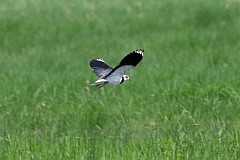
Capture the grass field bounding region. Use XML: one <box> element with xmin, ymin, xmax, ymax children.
<box><xmin>1</xmin><ymin>0</ymin><xmax>240</xmax><ymax>159</ymax></box>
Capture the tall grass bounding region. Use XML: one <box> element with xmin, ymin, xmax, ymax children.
<box><xmin>0</xmin><ymin>0</ymin><xmax>240</xmax><ymax>159</ymax></box>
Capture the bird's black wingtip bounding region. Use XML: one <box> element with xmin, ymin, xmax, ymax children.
<box><xmin>135</xmin><ymin>49</ymin><xmax>144</xmax><ymax>57</ymax></box>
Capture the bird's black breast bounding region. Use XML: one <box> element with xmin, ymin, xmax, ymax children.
<box><xmin>120</xmin><ymin>77</ymin><xmax>124</xmax><ymax>84</ymax></box>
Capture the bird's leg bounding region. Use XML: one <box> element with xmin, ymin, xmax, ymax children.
<box><xmin>92</xmin><ymin>79</ymin><xmax>108</xmax><ymax>88</ymax></box>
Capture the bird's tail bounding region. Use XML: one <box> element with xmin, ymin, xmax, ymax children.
<box><xmin>91</xmin><ymin>79</ymin><xmax>108</xmax><ymax>89</ymax></box>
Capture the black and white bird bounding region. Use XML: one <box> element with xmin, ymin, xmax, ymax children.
<box><xmin>90</xmin><ymin>49</ymin><xmax>144</xmax><ymax>88</ymax></box>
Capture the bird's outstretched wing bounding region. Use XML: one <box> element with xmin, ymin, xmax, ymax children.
<box><xmin>105</xmin><ymin>49</ymin><xmax>144</xmax><ymax>80</ymax></box>
<box><xmin>90</xmin><ymin>58</ymin><xmax>113</xmax><ymax>78</ymax></box>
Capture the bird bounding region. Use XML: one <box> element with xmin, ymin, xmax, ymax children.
<box><xmin>89</xmin><ymin>49</ymin><xmax>144</xmax><ymax>88</ymax></box>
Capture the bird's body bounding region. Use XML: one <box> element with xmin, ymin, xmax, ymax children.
<box><xmin>90</xmin><ymin>49</ymin><xmax>144</xmax><ymax>88</ymax></box>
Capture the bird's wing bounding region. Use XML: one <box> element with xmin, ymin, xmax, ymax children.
<box><xmin>90</xmin><ymin>58</ymin><xmax>113</xmax><ymax>78</ymax></box>
<box><xmin>105</xmin><ymin>49</ymin><xmax>144</xmax><ymax>79</ymax></box>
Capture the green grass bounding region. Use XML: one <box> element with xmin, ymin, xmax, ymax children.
<box><xmin>1</xmin><ymin>0</ymin><xmax>240</xmax><ymax>159</ymax></box>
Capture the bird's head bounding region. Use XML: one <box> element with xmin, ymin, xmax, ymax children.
<box><xmin>123</xmin><ymin>75</ymin><xmax>130</xmax><ymax>81</ymax></box>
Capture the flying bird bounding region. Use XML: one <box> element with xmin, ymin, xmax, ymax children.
<box><xmin>90</xmin><ymin>49</ymin><xmax>144</xmax><ymax>88</ymax></box>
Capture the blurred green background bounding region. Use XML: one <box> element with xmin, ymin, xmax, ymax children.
<box><xmin>0</xmin><ymin>0</ymin><xmax>240</xmax><ymax>159</ymax></box>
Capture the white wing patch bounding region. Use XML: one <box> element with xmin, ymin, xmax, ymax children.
<box><xmin>95</xmin><ymin>58</ymin><xmax>105</xmax><ymax>63</ymax></box>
